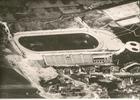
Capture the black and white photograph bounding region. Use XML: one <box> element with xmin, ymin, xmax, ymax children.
<box><xmin>0</xmin><ymin>0</ymin><xmax>140</xmax><ymax>99</ymax></box>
